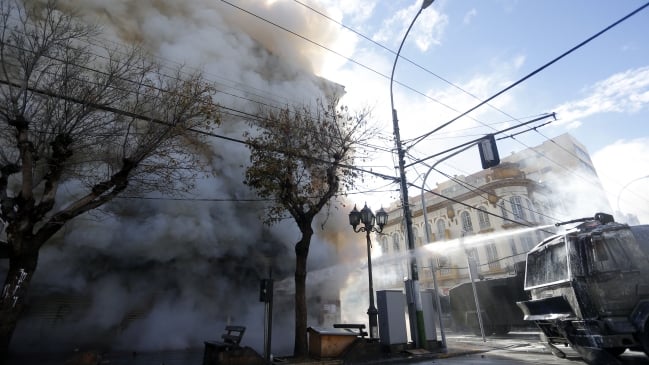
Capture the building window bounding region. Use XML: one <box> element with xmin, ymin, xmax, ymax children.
<box><xmin>438</xmin><ymin>256</ymin><xmax>450</xmax><ymax>275</ymax></box>
<box><xmin>509</xmin><ymin>238</ymin><xmax>518</xmax><ymax>256</ymax></box>
<box><xmin>499</xmin><ymin>200</ymin><xmax>508</xmax><ymax>221</ymax></box>
<box><xmin>380</xmin><ymin>236</ymin><xmax>388</xmax><ymax>254</ymax></box>
<box><xmin>522</xmin><ymin>233</ymin><xmax>536</xmax><ymax>251</ymax></box>
<box><xmin>392</xmin><ymin>233</ymin><xmax>400</xmax><ymax>252</ymax></box>
<box><xmin>477</xmin><ymin>206</ymin><xmax>490</xmax><ymax>230</ymax></box>
<box><xmin>425</xmin><ymin>221</ymin><xmax>433</xmax><ymax>242</ymax></box>
<box><xmin>486</xmin><ymin>242</ymin><xmax>500</xmax><ymax>270</ymax></box>
<box><xmin>510</xmin><ymin>196</ymin><xmax>527</xmax><ymax>221</ymax></box>
<box><xmin>467</xmin><ymin>247</ymin><xmax>479</xmax><ymax>275</ymax></box>
<box><xmin>461</xmin><ymin>211</ymin><xmax>474</xmax><ymax>233</ymax></box>
<box><xmin>412</xmin><ymin>227</ymin><xmax>422</xmax><ymax>247</ymax></box>
<box><xmin>525</xmin><ymin>199</ymin><xmax>536</xmax><ymax>222</ymax></box>
<box><xmin>436</xmin><ymin>219</ymin><xmax>446</xmax><ymax>240</ymax></box>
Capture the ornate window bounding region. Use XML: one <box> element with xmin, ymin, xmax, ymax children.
<box><xmin>425</xmin><ymin>221</ymin><xmax>433</xmax><ymax>242</ymax></box>
<box><xmin>477</xmin><ymin>206</ymin><xmax>490</xmax><ymax>230</ymax></box>
<box><xmin>380</xmin><ymin>236</ymin><xmax>389</xmax><ymax>254</ymax></box>
<box><xmin>412</xmin><ymin>227</ymin><xmax>422</xmax><ymax>247</ymax></box>
<box><xmin>392</xmin><ymin>233</ymin><xmax>401</xmax><ymax>252</ymax></box>
<box><xmin>436</xmin><ymin>219</ymin><xmax>446</xmax><ymax>240</ymax></box>
<box><xmin>499</xmin><ymin>200</ymin><xmax>509</xmax><ymax>221</ymax></box>
<box><xmin>461</xmin><ymin>211</ymin><xmax>474</xmax><ymax>233</ymax></box>
<box><xmin>510</xmin><ymin>196</ymin><xmax>527</xmax><ymax>221</ymax></box>
<box><xmin>486</xmin><ymin>242</ymin><xmax>500</xmax><ymax>270</ymax></box>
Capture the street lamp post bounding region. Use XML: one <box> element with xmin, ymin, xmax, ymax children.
<box><xmin>349</xmin><ymin>203</ymin><xmax>388</xmax><ymax>339</ymax></box>
<box><xmin>389</xmin><ymin>0</ymin><xmax>434</xmax><ymax>348</ymax></box>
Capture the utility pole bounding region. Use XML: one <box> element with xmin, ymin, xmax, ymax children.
<box><xmin>389</xmin><ymin>0</ymin><xmax>435</xmax><ymax>348</ymax></box>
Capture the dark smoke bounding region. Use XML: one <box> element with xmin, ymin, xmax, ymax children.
<box><xmin>6</xmin><ymin>0</ymin><xmax>363</xmax><ymax>356</ymax></box>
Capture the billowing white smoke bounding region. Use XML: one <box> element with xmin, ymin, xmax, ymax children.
<box><xmin>10</xmin><ymin>0</ymin><xmax>365</xmax><ymax>355</ymax></box>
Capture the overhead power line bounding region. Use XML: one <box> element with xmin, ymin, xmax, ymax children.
<box><xmin>291</xmin><ymin>0</ymin><xmax>530</xmax><ymax>139</ymax></box>
<box><xmin>0</xmin><ymin>77</ymin><xmax>400</xmax><ymax>185</ymax></box>
<box><xmin>407</xmin><ymin>0</ymin><xmax>649</xmax><ymax>149</ymax></box>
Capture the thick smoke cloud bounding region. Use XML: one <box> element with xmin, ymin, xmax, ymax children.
<box><xmin>8</xmin><ymin>0</ymin><xmax>365</xmax><ymax>355</ymax></box>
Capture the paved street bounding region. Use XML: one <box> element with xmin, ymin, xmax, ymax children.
<box><xmin>407</xmin><ymin>331</ymin><xmax>649</xmax><ymax>365</ymax></box>
<box><xmin>6</xmin><ymin>331</ymin><xmax>649</xmax><ymax>364</ymax></box>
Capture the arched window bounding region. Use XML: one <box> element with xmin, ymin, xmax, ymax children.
<box><xmin>499</xmin><ymin>200</ymin><xmax>509</xmax><ymax>221</ymax></box>
<box><xmin>436</xmin><ymin>219</ymin><xmax>446</xmax><ymax>240</ymax></box>
<box><xmin>425</xmin><ymin>221</ymin><xmax>434</xmax><ymax>242</ymax></box>
<box><xmin>477</xmin><ymin>206</ymin><xmax>490</xmax><ymax>230</ymax></box>
<box><xmin>486</xmin><ymin>242</ymin><xmax>500</xmax><ymax>270</ymax></box>
<box><xmin>412</xmin><ymin>227</ymin><xmax>422</xmax><ymax>246</ymax></box>
<box><xmin>461</xmin><ymin>211</ymin><xmax>474</xmax><ymax>233</ymax></box>
<box><xmin>510</xmin><ymin>196</ymin><xmax>527</xmax><ymax>221</ymax></box>
<box><xmin>380</xmin><ymin>236</ymin><xmax>389</xmax><ymax>254</ymax></box>
<box><xmin>392</xmin><ymin>233</ymin><xmax>400</xmax><ymax>252</ymax></box>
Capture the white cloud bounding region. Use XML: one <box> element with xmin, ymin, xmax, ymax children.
<box><xmin>592</xmin><ymin>138</ymin><xmax>649</xmax><ymax>224</ymax></box>
<box><xmin>371</xmin><ymin>3</ymin><xmax>447</xmax><ymax>52</ymax></box>
<box><xmin>553</xmin><ymin>66</ymin><xmax>649</xmax><ymax>126</ymax></box>
<box><xmin>463</xmin><ymin>8</ymin><xmax>477</xmax><ymax>24</ymax></box>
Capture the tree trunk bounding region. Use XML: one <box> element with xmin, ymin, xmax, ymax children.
<box><xmin>0</xmin><ymin>250</ymin><xmax>39</xmax><ymax>363</ymax></box>
<box><xmin>293</xmin><ymin>228</ymin><xmax>313</xmax><ymax>358</ymax></box>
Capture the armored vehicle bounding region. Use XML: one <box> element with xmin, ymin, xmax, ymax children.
<box><xmin>517</xmin><ymin>213</ymin><xmax>649</xmax><ymax>365</ymax></box>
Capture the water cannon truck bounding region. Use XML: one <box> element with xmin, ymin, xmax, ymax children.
<box><xmin>517</xmin><ymin>213</ymin><xmax>649</xmax><ymax>365</ymax></box>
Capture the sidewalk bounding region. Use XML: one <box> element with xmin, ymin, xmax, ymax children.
<box><xmin>272</xmin><ymin>337</ymin><xmax>499</xmax><ymax>365</ymax></box>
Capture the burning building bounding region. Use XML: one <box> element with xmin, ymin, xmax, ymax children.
<box><xmin>2</xmin><ymin>0</ymin><xmax>363</xmax><ymax>355</ymax></box>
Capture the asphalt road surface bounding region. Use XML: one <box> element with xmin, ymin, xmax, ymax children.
<box><xmin>7</xmin><ymin>331</ymin><xmax>649</xmax><ymax>364</ymax></box>
<box><xmin>410</xmin><ymin>331</ymin><xmax>649</xmax><ymax>365</ymax></box>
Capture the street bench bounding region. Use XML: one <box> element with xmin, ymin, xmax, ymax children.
<box><xmin>203</xmin><ymin>325</ymin><xmax>247</xmax><ymax>365</ymax></box>
<box><xmin>206</xmin><ymin>325</ymin><xmax>246</xmax><ymax>350</ymax></box>
<box><xmin>333</xmin><ymin>323</ymin><xmax>368</xmax><ymax>338</ymax></box>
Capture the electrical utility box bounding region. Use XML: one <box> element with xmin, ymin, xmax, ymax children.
<box><xmin>377</xmin><ymin>290</ymin><xmax>408</xmax><ymax>346</ymax></box>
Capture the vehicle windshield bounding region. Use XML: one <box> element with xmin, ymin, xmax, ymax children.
<box><xmin>525</xmin><ymin>237</ymin><xmax>569</xmax><ymax>289</ymax></box>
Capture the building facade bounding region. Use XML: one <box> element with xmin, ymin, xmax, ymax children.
<box><xmin>372</xmin><ymin>133</ymin><xmax>609</xmax><ymax>294</ymax></box>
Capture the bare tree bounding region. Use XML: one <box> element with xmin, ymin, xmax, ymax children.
<box><xmin>0</xmin><ymin>0</ymin><xmax>218</xmax><ymax>357</ymax></box>
<box><xmin>243</xmin><ymin>98</ymin><xmax>376</xmax><ymax>358</ymax></box>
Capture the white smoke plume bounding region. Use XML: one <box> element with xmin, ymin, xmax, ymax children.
<box><xmin>7</xmin><ymin>0</ymin><xmax>366</xmax><ymax>355</ymax></box>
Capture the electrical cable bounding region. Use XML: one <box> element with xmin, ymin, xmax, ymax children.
<box><xmin>408</xmin><ymin>0</ymin><xmax>649</xmax><ymax>149</ymax></box>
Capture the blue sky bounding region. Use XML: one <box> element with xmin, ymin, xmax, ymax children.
<box><xmin>64</xmin><ymin>0</ymin><xmax>649</xmax><ymax>224</ymax></box>
<box><xmin>313</xmin><ymin>0</ymin><xmax>649</xmax><ymax>223</ymax></box>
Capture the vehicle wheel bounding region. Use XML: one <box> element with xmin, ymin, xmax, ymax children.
<box><xmin>605</xmin><ymin>347</ymin><xmax>626</xmax><ymax>357</ymax></box>
<box><xmin>493</xmin><ymin>324</ymin><xmax>512</xmax><ymax>336</ymax></box>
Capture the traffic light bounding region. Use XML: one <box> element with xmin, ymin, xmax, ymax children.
<box><xmin>259</xmin><ymin>279</ymin><xmax>273</xmax><ymax>302</ymax></box>
<box><xmin>479</xmin><ymin>134</ymin><xmax>500</xmax><ymax>169</ymax></box>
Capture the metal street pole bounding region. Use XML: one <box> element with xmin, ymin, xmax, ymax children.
<box><xmin>349</xmin><ymin>204</ymin><xmax>388</xmax><ymax>340</ymax></box>
<box><xmin>390</xmin><ymin>0</ymin><xmax>434</xmax><ymax>349</ymax></box>
<box><xmin>420</xmin><ymin>143</ymin><xmax>476</xmax><ymax>349</ymax></box>
<box><xmin>365</xmin><ymin>229</ymin><xmax>379</xmax><ymax>339</ymax></box>
<box><xmin>460</xmin><ymin>233</ymin><xmax>486</xmax><ymax>342</ymax></box>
